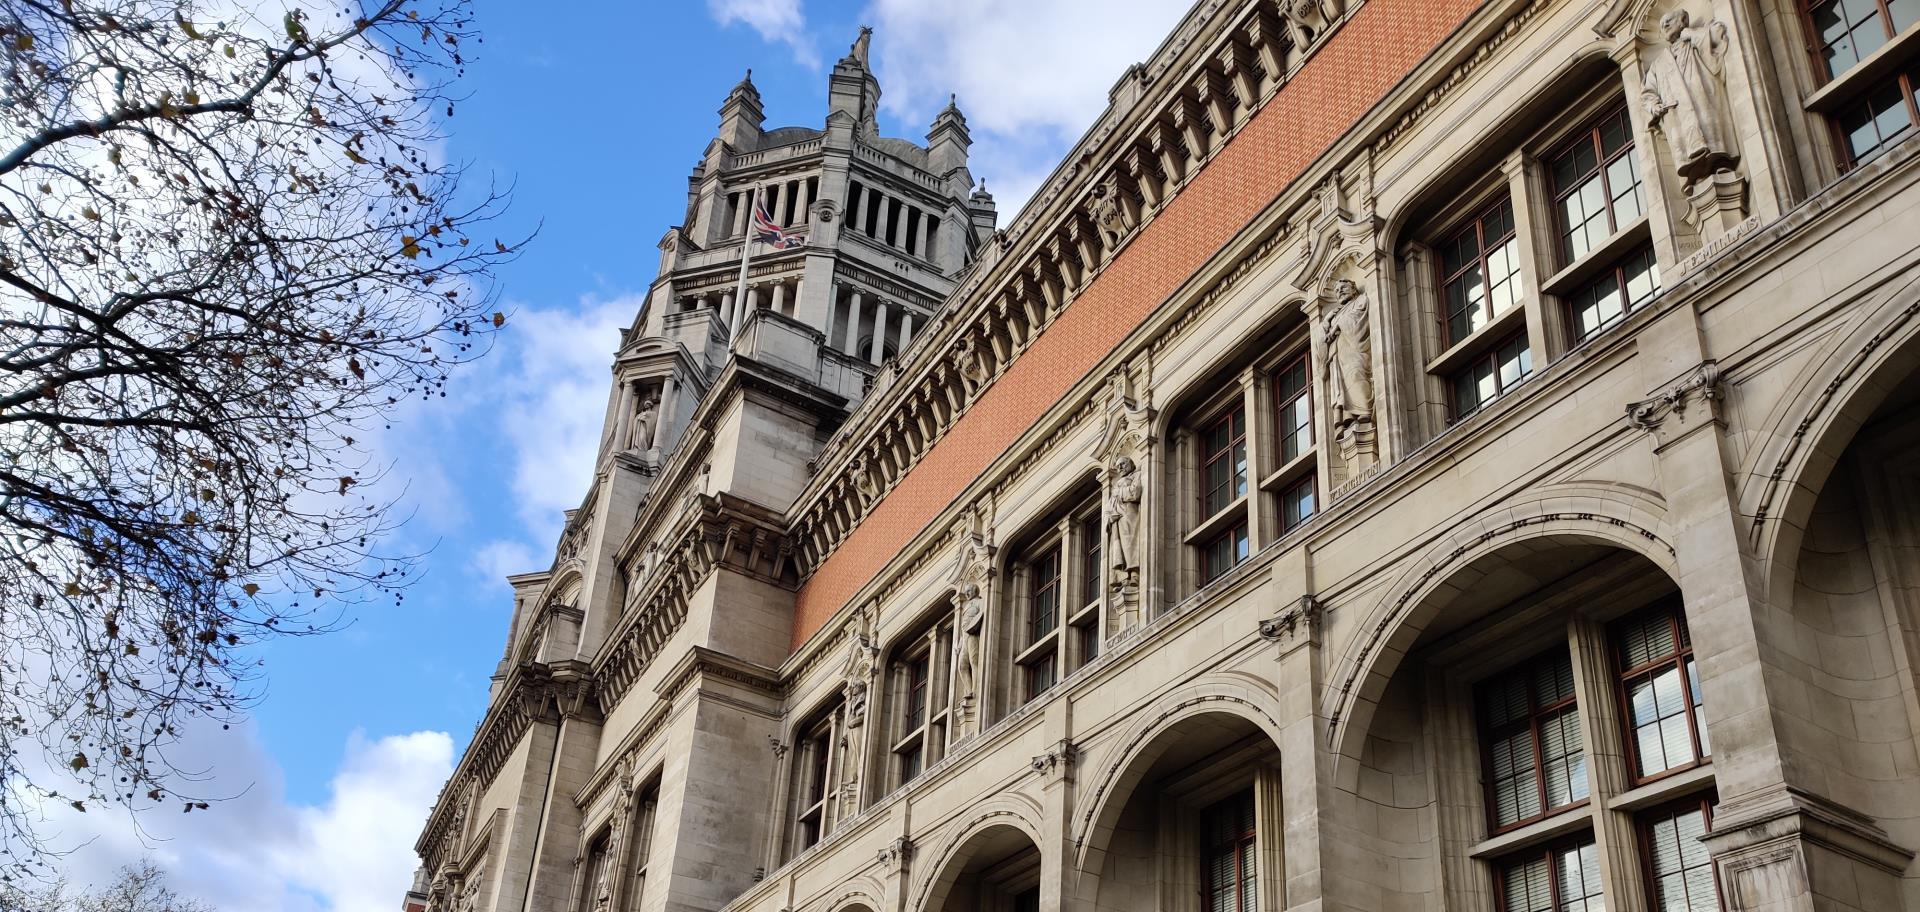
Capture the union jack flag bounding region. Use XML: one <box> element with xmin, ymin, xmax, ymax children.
<box><xmin>752</xmin><ymin>201</ymin><xmax>804</xmax><ymax>249</ymax></box>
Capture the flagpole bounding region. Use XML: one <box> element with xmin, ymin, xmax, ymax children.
<box><xmin>730</xmin><ymin>185</ymin><xmax>757</xmax><ymax>349</ymax></box>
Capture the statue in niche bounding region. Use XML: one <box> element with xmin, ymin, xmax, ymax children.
<box><xmin>953</xmin><ymin>581</ymin><xmax>985</xmax><ymax>725</ymax></box>
<box><xmin>1641</xmin><ymin>8</ymin><xmax>1738</xmax><ymax>191</ymax></box>
<box><xmin>1105</xmin><ymin>456</ymin><xmax>1142</xmax><ymax>573</ymax></box>
<box><xmin>837</xmin><ymin>621</ymin><xmax>879</xmax><ymax>815</ymax></box>
<box><xmin>626</xmin><ymin>392</ymin><xmax>658</xmax><ymax>452</ymax></box>
<box><xmin>1321</xmin><ymin>278</ymin><xmax>1374</xmax><ymax>433</ymax></box>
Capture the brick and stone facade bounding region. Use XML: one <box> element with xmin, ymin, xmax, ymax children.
<box><xmin>410</xmin><ymin>3</ymin><xmax>1920</xmax><ymax>911</ymax></box>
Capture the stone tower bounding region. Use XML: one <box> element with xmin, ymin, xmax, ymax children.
<box><xmin>409</xmin><ymin>29</ymin><xmax>992</xmax><ymax>912</ymax></box>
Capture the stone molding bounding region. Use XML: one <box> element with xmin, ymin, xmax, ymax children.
<box><xmin>1370</xmin><ymin>0</ymin><xmax>1550</xmax><ymax>155</ymax></box>
<box><xmin>597</xmin><ymin>493</ymin><xmax>795</xmax><ymax>707</ymax></box>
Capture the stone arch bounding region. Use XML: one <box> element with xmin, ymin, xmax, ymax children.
<box><xmin>1320</xmin><ymin>483</ymin><xmax>1678</xmax><ymax>783</ymax></box>
<box><xmin>909</xmin><ymin>793</ymin><xmax>1045</xmax><ymax>912</ymax></box>
<box><xmin>1068</xmin><ymin>676</ymin><xmax>1288</xmax><ymax>895</ymax></box>
<box><xmin>1737</xmin><ymin>271</ymin><xmax>1920</xmax><ymax>600</ymax></box>
<box><xmin>815</xmin><ymin>878</ymin><xmax>885</xmax><ymax>912</ymax></box>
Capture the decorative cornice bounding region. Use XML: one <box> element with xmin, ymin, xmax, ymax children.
<box><xmin>784</xmin><ymin>0</ymin><xmax>1375</xmax><ymax>587</ymax></box>
<box><xmin>1368</xmin><ymin>0</ymin><xmax>1549</xmax><ymax>156</ymax></box>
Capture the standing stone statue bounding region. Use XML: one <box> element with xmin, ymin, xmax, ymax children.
<box><xmin>627</xmin><ymin>393</ymin><xmax>658</xmax><ymax>452</ymax></box>
<box><xmin>1105</xmin><ymin>456</ymin><xmax>1142</xmax><ymax>573</ymax></box>
<box><xmin>1322</xmin><ymin>278</ymin><xmax>1374</xmax><ymax>431</ymax></box>
<box><xmin>837</xmin><ymin>628</ymin><xmax>878</xmax><ymax>814</ymax></box>
<box><xmin>1642</xmin><ymin>9</ymin><xmax>1737</xmax><ymax>190</ymax></box>
<box><xmin>954</xmin><ymin>582</ymin><xmax>985</xmax><ymax>723</ymax></box>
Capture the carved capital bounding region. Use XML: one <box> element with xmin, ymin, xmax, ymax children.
<box><xmin>1031</xmin><ymin>739</ymin><xmax>1077</xmax><ymax>781</ymax></box>
<box><xmin>1259</xmin><ymin>595</ymin><xmax>1323</xmax><ymax>652</ymax></box>
<box><xmin>1625</xmin><ymin>360</ymin><xmax>1723</xmax><ymax>435</ymax></box>
<box><xmin>876</xmin><ymin>836</ymin><xmax>915</xmax><ymax>871</ymax></box>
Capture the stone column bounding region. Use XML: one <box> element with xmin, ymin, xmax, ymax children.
<box><xmin>849</xmin><ymin>185</ymin><xmax>867</xmax><ymax>235</ymax></box>
<box><xmin>1630</xmin><ymin>310</ymin><xmax>1912</xmax><ymax>911</ymax></box>
<box><xmin>795</xmin><ymin>180</ymin><xmax>812</xmax><ymax>225</ymax></box>
<box><xmin>721</xmin><ymin>291</ymin><xmax>738</xmax><ymax>334</ymax></box>
<box><xmin>846</xmin><ymin>291</ymin><xmax>865</xmax><ymax>356</ymax></box>
<box><xmin>649</xmin><ymin>371</ymin><xmax>679</xmax><ymax>452</ymax></box>
<box><xmin>876</xmin><ymin>193</ymin><xmax>893</xmax><ymax>245</ymax></box>
<box><xmin>869</xmin><ymin>299</ymin><xmax>891</xmax><ymax>363</ymax></box>
<box><xmin>771</xmin><ymin>281</ymin><xmax>788</xmax><ymax>316</ymax></box>
<box><xmin>900</xmin><ymin>311</ymin><xmax>916</xmax><ymax>347</ymax></box>
<box><xmin>905</xmin><ymin>209</ymin><xmax>922</xmax><ymax>257</ymax></box>
<box><xmin>732</xmin><ymin>191</ymin><xmax>752</xmax><ymax>237</ymax></box>
<box><xmin>610</xmin><ymin>377</ymin><xmax>634</xmax><ymax>452</ymax></box>
<box><xmin>1240</xmin><ymin>367</ymin><xmax>1268</xmax><ymax>548</ymax></box>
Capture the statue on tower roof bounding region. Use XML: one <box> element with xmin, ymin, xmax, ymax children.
<box><xmin>850</xmin><ymin>26</ymin><xmax>872</xmax><ymax>67</ymax></box>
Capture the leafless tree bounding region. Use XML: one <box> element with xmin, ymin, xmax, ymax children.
<box><xmin>0</xmin><ymin>0</ymin><xmax>515</xmax><ymax>876</ymax></box>
<box><xmin>0</xmin><ymin>859</ymin><xmax>213</xmax><ymax>912</ymax></box>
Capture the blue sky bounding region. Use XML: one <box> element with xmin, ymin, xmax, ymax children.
<box><xmin>48</xmin><ymin>1</ymin><xmax>1192</xmax><ymax>908</ymax></box>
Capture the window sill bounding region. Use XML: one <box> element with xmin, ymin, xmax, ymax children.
<box><xmin>1608</xmin><ymin>763</ymin><xmax>1714</xmax><ymax>811</ymax></box>
<box><xmin>1260</xmin><ymin>448</ymin><xmax>1318</xmax><ymax>492</ymax></box>
<box><xmin>1469</xmin><ymin>804</ymin><xmax>1594</xmax><ymax>859</ymax></box>
<box><xmin>1426</xmin><ymin>301</ymin><xmax>1529</xmax><ymax>377</ymax></box>
<box><xmin>891</xmin><ymin>729</ymin><xmax>925</xmax><ymax>755</ymax></box>
<box><xmin>1184</xmin><ymin>497</ymin><xmax>1249</xmax><ymax>546</ymax></box>
<box><xmin>1540</xmin><ymin>214</ymin><xmax>1652</xmax><ymax>298</ymax></box>
<box><xmin>1068</xmin><ymin>599</ymin><xmax>1101</xmax><ymax>629</ymax></box>
<box><xmin>1014</xmin><ymin>631</ymin><xmax>1058</xmax><ymax>666</ymax></box>
<box><xmin>1805</xmin><ymin>24</ymin><xmax>1920</xmax><ymax>114</ymax></box>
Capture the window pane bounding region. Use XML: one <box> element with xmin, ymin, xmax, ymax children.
<box><xmin>1556</xmin><ymin>840</ymin><xmax>1608</xmax><ymax>912</ymax></box>
<box><xmin>1892</xmin><ymin>0</ymin><xmax>1920</xmax><ymax>34</ymax></box>
<box><xmin>1839</xmin><ymin>77</ymin><xmax>1917</xmax><ymax>164</ymax></box>
<box><xmin>1499</xmin><ymin>854</ymin><xmax>1554</xmax><ymax>912</ymax></box>
<box><xmin>1205</xmin><ymin>522</ymin><xmax>1250</xmax><ymax>583</ymax></box>
<box><xmin>1646</xmin><ymin>804</ymin><xmax>1717</xmax><ymax>912</ymax></box>
<box><xmin>1813</xmin><ymin>0</ymin><xmax>1860</xmax><ymax>75</ymax></box>
<box><xmin>1282</xmin><ymin>477</ymin><xmax>1317</xmax><ymax>532</ymax></box>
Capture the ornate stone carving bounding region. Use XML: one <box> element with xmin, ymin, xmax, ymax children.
<box><xmin>949</xmin><ymin>503</ymin><xmax>994</xmax><ymax>736</ymax></box>
<box><xmin>1089</xmin><ymin>179</ymin><xmax>1133</xmax><ymax>250</ymax></box>
<box><xmin>837</xmin><ymin>608</ymin><xmax>880</xmax><ymax>816</ymax></box>
<box><xmin>1641</xmin><ymin>9</ymin><xmax>1737</xmax><ymax>192</ymax></box>
<box><xmin>1281</xmin><ymin>0</ymin><xmax>1345</xmax><ymax>54</ymax></box>
<box><xmin>952</xmin><ymin>334</ymin><xmax>990</xmax><ymax>398</ymax></box>
<box><xmin>1319</xmin><ymin>278</ymin><xmax>1378</xmax><ymax>479</ymax></box>
<box><xmin>1625</xmin><ymin>360</ymin><xmax>1722</xmax><ymax>432</ymax></box>
<box><xmin>1258</xmin><ymin>595</ymin><xmax>1323</xmax><ymax>653</ymax></box>
<box><xmin>1030</xmin><ymin>739</ymin><xmax>1077</xmax><ymax>780</ymax></box>
<box><xmin>876</xmin><ymin>836</ymin><xmax>914</xmax><ymax>871</ymax></box>
<box><xmin>1090</xmin><ymin>370</ymin><xmax>1154</xmax><ymax>631</ymax></box>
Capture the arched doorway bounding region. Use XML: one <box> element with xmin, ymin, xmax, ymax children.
<box><xmin>1073</xmin><ymin>705</ymin><xmax>1285</xmax><ymax>912</ymax></box>
<box><xmin>1328</xmin><ymin>526</ymin><xmax>1706</xmax><ymax>912</ymax></box>
<box><xmin>919</xmin><ymin>822</ymin><xmax>1043</xmax><ymax>912</ymax></box>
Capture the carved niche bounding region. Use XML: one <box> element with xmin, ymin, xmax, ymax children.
<box><xmin>1089</xmin><ymin>369</ymin><xmax>1155</xmax><ymax>633</ymax></box>
<box><xmin>1288</xmin><ymin>172</ymin><xmax>1383</xmax><ymax>491</ymax></box>
<box><xmin>948</xmin><ymin>499</ymin><xmax>995</xmax><ymax>737</ymax></box>
<box><xmin>837</xmin><ymin>605</ymin><xmax>880</xmax><ymax>817</ymax></box>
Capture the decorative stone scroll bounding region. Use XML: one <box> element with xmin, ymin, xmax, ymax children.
<box><xmin>1030</xmin><ymin>739</ymin><xmax>1077</xmax><ymax>782</ymax></box>
<box><xmin>1258</xmin><ymin>595</ymin><xmax>1323</xmax><ymax>654</ymax></box>
<box><xmin>1625</xmin><ymin>360</ymin><xmax>1722</xmax><ymax>437</ymax></box>
<box><xmin>1090</xmin><ymin>369</ymin><xmax>1154</xmax><ymax>633</ymax></box>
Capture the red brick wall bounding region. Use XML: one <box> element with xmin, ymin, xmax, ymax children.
<box><xmin>791</xmin><ymin>0</ymin><xmax>1481</xmax><ymax>651</ymax></box>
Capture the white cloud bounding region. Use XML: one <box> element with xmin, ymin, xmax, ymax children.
<box><xmin>708</xmin><ymin>0</ymin><xmax>818</xmax><ymax>67</ymax></box>
<box><xmin>45</xmin><ymin>726</ymin><xmax>453</xmax><ymax>912</ymax></box>
<box><xmin>866</xmin><ymin>0</ymin><xmax>1191</xmax><ymax>216</ymax></box>
<box><xmin>490</xmin><ymin>294</ymin><xmax>639</xmax><ymax>548</ymax></box>
<box><xmin>470</xmin><ymin>538</ymin><xmax>539</xmax><ymax>586</ymax></box>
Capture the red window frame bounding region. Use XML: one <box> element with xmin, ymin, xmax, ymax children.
<box><xmin>1200</xmin><ymin>406</ymin><xmax>1248</xmax><ymax>518</ymax></box>
<box><xmin>1548</xmin><ymin>105</ymin><xmax>1644</xmax><ymax>263</ymax></box>
<box><xmin>1613</xmin><ymin>603</ymin><xmax>1710</xmax><ymax>784</ymax></box>
<box><xmin>1638</xmin><ymin>796</ymin><xmax>1724</xmax><ymax>912</ymax></box>
<box><xmin>1436</xmin><ymin>197</ymin><xmax>1522</xmax><ymax>346</ymax></box>
<box><xmin>1478</xmin><ymin>650</ymin><xmax>1589</xmax><ymax>833</ymax></box>
<box><xmin>1201</xmin><ymin>791</ymin><xmax>1258</xmax><ymax>912</ymax></box>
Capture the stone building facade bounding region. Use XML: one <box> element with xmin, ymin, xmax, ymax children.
<box><xmin>409</xmin><ymin>1</ymin><xmax>1920</xmax><ymax>911</ymax></box>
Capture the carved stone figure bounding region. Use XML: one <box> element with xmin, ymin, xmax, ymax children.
<box><xmin>952</xmin><ymin>334</ymin><xmax>990</xmax><ymax>395</ymax></box>
<box><xmin>627</xmin><ymin>393</ymin><xmax>658</xmax><ymax>452</ymax></box>
<box><xmin>1641</xmin><ymin>9</ymin><xmax>1737</xmax><ymax>190</ymax></box>
<box><xmin>954</xmin><ymin>581</ymin><xmax>985</xmax><ymax>723</ymax></box>
<box><xmin>850</xmin><ymin>26</ymin><xmax>872</xmax><ymax>67</ymax></box>
<box><xmin>1106</xmin><ymin>456</ymin><xmax>1142</xmax><ymax>572</ymax></box>
<box><xmin>841</xmin><ymin>629</ymin><xmax>879</xmax><ymax>719</ymax></box>
<box><xmin>1090</xmin><ymin>182</ymin><xmax>1132</xmax><ymax>248</ymax></box>
<box><xmin>456</xmin><ymin>878</ymin><xmax>480</xmax><ymax>912</ymax></box>
<box><xmin>1322</xmin><ymin>278</ymin><xmax>1374</xmax><ymax>430</ymax></box>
